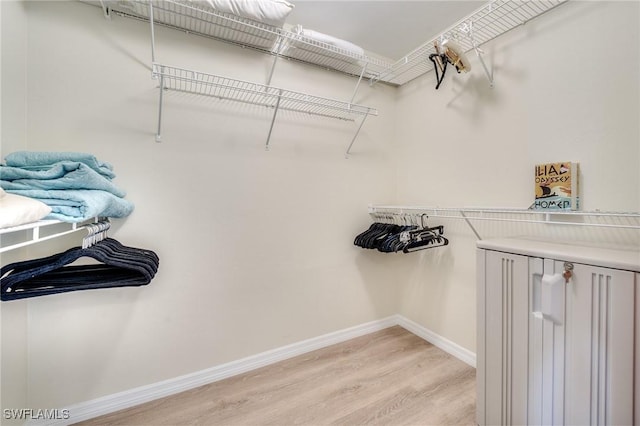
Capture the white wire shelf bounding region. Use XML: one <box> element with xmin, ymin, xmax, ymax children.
<box><xmin>154</xmin><ymin>63</ymin><xmax>377</xmax><ymax>119</ymax></box>
<box><xmin>108</xmin><ymin>0</ymin><xmax>281</xmax><ymax>50</ymax></box>
<box><xmin>104</xmin><ymin>0</ymin><xmax>394</xmax><ymax>81</ymax></box>
<box><xmin>152</xmin><ymin>63</ymin><xmax>378</xmax><ymax>153</ymax></box>
<box><xmin>100</xmin><ymin>1</ymin><xmax>382</xmax><ymax>153</ymax></box>
<box><xmin>280</xmin><ymin>33</ymin><xmax>392</xmax><ymax>81</ymax></box>
<box><xmin>0</xmin><ymin>219</ymin><xmax>99</xmax><ymax>255</ymax></box>
<box><xmin>368</xmin><ymin>205</ymin><xmax>640</xmax><ymax>240</ymax></box>
<box><xmin>100</xmin><ymin>0</ymin><xmax>568</xmax><ymax>86</ymax></box>
<box><xmin>371</xmin><ymin>0</ymin><xmax>568</xmax><ymax>86</ymax></box>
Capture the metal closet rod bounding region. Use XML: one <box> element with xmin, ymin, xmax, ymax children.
<box><xmin>368</xmin><ymin>206</ymin><xmax>640</xmax><ymax>239</ymax></box>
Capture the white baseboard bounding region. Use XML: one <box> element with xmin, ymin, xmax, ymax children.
<box><xmin>29</xmin><ymin>315</ymin><xmax>475</xmax><ymax>425</ymax></box>
<box><xmin>395</xmin><ymin>315</ymin><xmax>477</xmax><ymax>368</ymax></box>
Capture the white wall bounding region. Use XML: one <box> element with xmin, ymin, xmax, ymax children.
<box><xmin>394</xmin><ymin>0</ymin><xmax>640</xmax><ymax>352</ymax></box>
<box><xmin>1</xmin><ymin>0</ymin><xmax>398</xmax><ymax>411</ymax></box>
<box><xmin>1</xmin><ymin>0</ymin><xmax>639</xmax><ymax>417</ymax></box>
<box><xmin>1</xmin><ymin>2</ymin><xmax>30</xmax><ymax>423</ymax></box>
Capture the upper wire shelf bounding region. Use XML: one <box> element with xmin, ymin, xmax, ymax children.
<box><xmin>109</xmin><ymin>0</ymin><xmax>281</xmax><ymax>50</ymax></box>
<box><xmin>104</xmin><ymin>0</ymin><xmax>394</xmax><ymax>81</ymax></box>
<box><xmin>99</xmin><ymin>0</ymin><xmax>568</xmax><ymax>86</ymax></box>
<box><xmin>371</xmin><ymin>0</ymin><xmax>568</xmax><ymax>86</ymax></box>
<box><xmin>279</xmin><ymin>32</ymin><xmax>392</xmax><ymax>81</ymax></box>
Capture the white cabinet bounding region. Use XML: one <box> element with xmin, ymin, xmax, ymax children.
<box><xmin>477</xmin><ymin>239</ymin><xmax>640</xmax><ymax>426</ymax></box>
<box><xmin>637</xmin><ymin>273</ymin><xmax>640</xmax><ymax>424</ymax></box>
<box><xmin>476</xmin><ymin>250</ymin><xmax>530</xmax><ymax>425</ymax></box>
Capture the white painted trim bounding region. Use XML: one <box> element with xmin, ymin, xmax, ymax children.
<box><xmin>28</xmin><ymin>315</ymin><xmax>475</xmax><ymax>425</ymax></box>
<box><xmin>395</xmin><ymin>315</ymin><xmax>477</xmax><ymax>368</ymax></box>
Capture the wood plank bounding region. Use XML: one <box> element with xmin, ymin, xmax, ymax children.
<box><xmin>76</xmin><ymin>326</ymin><xmax>476</xmax><ymax>425</ymax></box>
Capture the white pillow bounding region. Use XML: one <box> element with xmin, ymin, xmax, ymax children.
<box><xmin>0</xmin><ymin>188</ymin><xmax>52</xmax><ymax>229</ymax></box>
<box><xmin>295</xmin><ymin>26</ymin><xmax>364</xmax><ymax>57</ymax></box>
<box><xmin>205</xmin><ymin>0</ymin><xmax>294</xmax><ymax>27</ymax></box>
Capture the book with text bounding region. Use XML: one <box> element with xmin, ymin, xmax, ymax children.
<box><xmin>533</xmin><ymin>162</ymin><xmax>579</xmax><ymax>210</ymax></box>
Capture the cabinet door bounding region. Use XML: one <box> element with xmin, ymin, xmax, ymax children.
<box><xmin>528</xmin><ymin>257</ymin><xmax>566</xmax><ymax>425</ymax></box>
<box><xmin>477</xmin><ymin>249</ymin><xmax>530</xmax><ymax>426</ymax></box>
<box><xmin>563</xmin><ymin>262</ymin><xmax>634</xmax><ymax>425</ymax></box>
<box><xmin>636</xmin><ymin>272</ymin><xmax>640</xmax><ymax>424</ymax></box>
<box><xmin>479</xmin><ymin>248</ymin><xmax>637</xmax><ymax>426</ymax></box>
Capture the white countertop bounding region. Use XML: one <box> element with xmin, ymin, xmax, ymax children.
<box><xmin>477</xmin><ymin>238</ymin><xmax>640</xmax><ymax>272</ymax></box>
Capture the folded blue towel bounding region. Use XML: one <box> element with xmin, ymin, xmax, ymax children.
<box><xmin>0</xmin><ymin>162</ymin><xmax>126</xmax><ymax>197</ymax></box>
<box><xmin>4</xmin><ymin>151</ymin><xmax>115</xmax><ymax>179</ymax></box>
<box><xmin>6</xmin><ymin>189</ymin><xmax>135</xmax><ymax>223</ymax></box>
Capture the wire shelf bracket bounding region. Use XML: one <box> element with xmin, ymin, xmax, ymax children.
<box><xmin>460</xmin><ymin>21</ymin><xmax>494</xmax><ymax>88</ymax></box>
<box><xmin>345</xmin><ymin>114</ymin><xmax>369</xmax><ymax>159</ymax></box>
<box><xmin>98</xmin><ymin>0</ymin><xmax>111</xmax><ymax>19</ymax></box>
<box><xmin>266</xmin><ymin>35</ymin><xmax>287</xmax><ymax>87</ymax></box>
<box><xmin>265</xmin><ymin>89</ymin><xmax>282</xmax><ymax>151</ymax></box>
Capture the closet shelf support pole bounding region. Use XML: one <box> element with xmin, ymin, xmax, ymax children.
<box><xmin>345</xmin><ymin>114</ymin><xmax>369</xmax><ymax>158</ymax></box>
<box><xmin>475</xmin><ymin>49</ymin><xmax>493</xmax><ymax>88</ymax></box>
<box><xmin>156</xmin><ymin>73</ymin><xmax>164</xmax><ymax>143</ymax></box>
<box><xmin>350</xmin><ymin>63</ymin><xmax>368</xmax><ymax>105</ymax></box>
<box><xmin>265</xmin><ymin>90</ymin><xmax>282</xmax><ymax>150</ymax></box>
<box><xmin>460</xmin><ymin>210</ymin><xmax>482</xmax><ymax>240</ymax></box>
<box><xmin>464</xmin><ymin>21</ymin><xmax>493</xmax><ymax>88</ymax></box>
<box><xmin>99</xmin><ymin>0</ymin><xmax>111</xmax><ymax>19</ymax></box>
<box><xmin>149</xmin><ymin>2</ymin><xmax>156</xmax><ymax>65</ymax></box>
<box><xmin>266</xmin><ymin>36</ymin><xmax>286</xmax><ymax>87</ymax></box>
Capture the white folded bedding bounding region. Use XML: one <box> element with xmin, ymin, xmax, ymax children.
<box><xmin>294</xmin><ymin>25</ymin><xmax>364</xmax><ymax>57</ymax></box>
<box><xmin>204</xmin><ymin>0</ymin><xmax>294</xmax><ymax>27</ymax></box>
<box><xmin>0</xmin><ymin>188</ymin><xmax>52</xmax><ymax>229</ymax></box>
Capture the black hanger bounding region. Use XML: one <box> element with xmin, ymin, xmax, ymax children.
<box><xmin>429</xmin><ymin>53</ymin><xmax>449</xmax><ymax>90</ymax></box>
<box><xmin>402</xmin><ymin>223</ymin><xmax>448</xmax><ymax>252</ymax></box>
<box><xmin>1</xmin><ymin>239</ymin><xmax>159</xmax><ymax>301</ymax></box>
<box><xmin>354</xmin><ymin>213</ymin><xmax>448</xmax><ymax>254</ymax></box>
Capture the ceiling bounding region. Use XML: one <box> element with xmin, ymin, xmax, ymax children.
<box><xmin>285</xmin><ymin>1</ymin><xmax>483</xmax><ymax>60</ymax></box>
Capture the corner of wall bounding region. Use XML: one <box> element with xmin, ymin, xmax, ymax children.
<box><xmin>1</xmin><ymin>1</ymin><xmax>30</xmax><ymax>422</ymax></box>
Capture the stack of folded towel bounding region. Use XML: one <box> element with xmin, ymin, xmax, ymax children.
<box><xmin>0</xmin><ymin>151</ymin><xmax>134</xmax><ymax>224</ymax></box>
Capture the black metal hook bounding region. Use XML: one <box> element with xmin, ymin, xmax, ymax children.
<box><xmin>429</xmin><ymin>53</ymin><xmax>448</xmax><ymax>90</ymax></box>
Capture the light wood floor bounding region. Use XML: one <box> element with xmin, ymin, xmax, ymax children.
<box><xmin>77</xmin><ymin>326</ymin><xmax>476</xmax><ymax>426</ymax></box>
